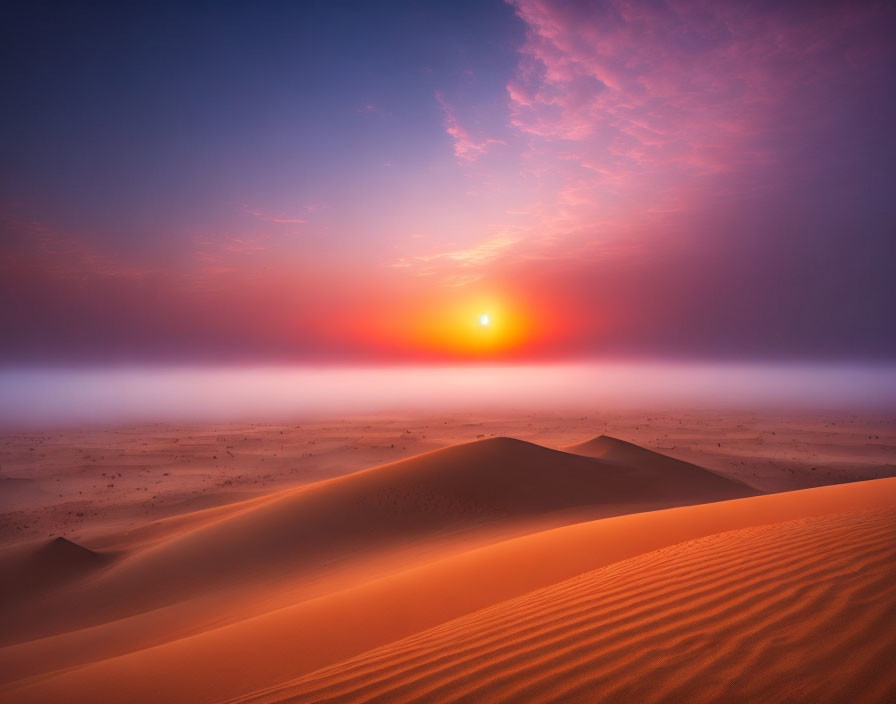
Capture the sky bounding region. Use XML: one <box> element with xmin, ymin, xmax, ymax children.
<box><xmin>2</xmin><ymin>0</ymin><xmax>895</xmax><ymax>364</ymax></box>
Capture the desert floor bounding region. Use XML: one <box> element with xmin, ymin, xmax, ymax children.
<box><xmin>1</xmin><ymin>409</ymin><xmax>894</xmax><ymax>703</ymax></box>
<box><xmin>2</xmin><ymin>409</ymin><xmax>894</xmax><ymax>546</ymax></box>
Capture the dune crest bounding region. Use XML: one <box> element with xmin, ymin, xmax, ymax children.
<box><xmin>250</xmin><ymin>506</ymin><xmax>896</xmax><ymax>704</ymax></box>
<box><xmin>565</xmin><ymin>434</ymin><xmax>746</xmax><ymax>483</ymax></box>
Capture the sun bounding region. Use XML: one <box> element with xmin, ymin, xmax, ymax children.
<box><xmin>382</xmin><ymin>294</ymin><xmax>533</xmax><ymax>357</ymax></box>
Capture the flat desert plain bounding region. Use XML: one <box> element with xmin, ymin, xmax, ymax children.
<box><xmin>1</xmin><ymin>410</ymin><xmax>894</xmax><ymax>703</ymax></box>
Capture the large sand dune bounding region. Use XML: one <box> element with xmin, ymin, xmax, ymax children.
<box><xmin>244</xmin><ymin>506</ymin><xmax>896</xmax><ymax>704</ymax></box>
<box><xmin>0</xmin><ymin>437</ymin><xmax>755</xmax><ymax>645</ymax></box>
<box><xmin>1</xmin><ymin>433</ymin><xmax>893</xmax><ymax>703</ymax></box>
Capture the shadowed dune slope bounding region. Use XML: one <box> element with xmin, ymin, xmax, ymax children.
<box><xmin>240</xmin><ymin>507</ymin><xmax>896</xmax><ymax>704</ymax></box>
<box><xmin>0</xmin><ymin>537</ymin><xmax>113</xmax><ymax>603</ymax></box>
<box><xmin>565</xmin><ymin>434</ymin><xmax>690</xmax><ymax>461</ymax></box>
<box><xmin>564</xmin><ymin>434</ymin><xmax>740</xmax><ymax>486</ymax></box>
<box><xmin>2</xmin><ymin>436</ymin><xmax>757</xmax><ymax>645</ymax></box>
<box><xmin>3</xmin><ymin>478</ymin><xmax>892</xmax><ymax>704</ymax></box>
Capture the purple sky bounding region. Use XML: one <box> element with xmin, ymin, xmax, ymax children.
<box><xmin>1</xmin><ymin>0</ymin><xmax>895</xmax><ymax>363</ymax></box>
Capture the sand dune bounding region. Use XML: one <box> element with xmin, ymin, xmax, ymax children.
<box><xmin>0</xmin><ymin>435</ymin><xmax>892</xmax><ymax>704</ymax></box>
<box><xmin>250</xmin><ymin>506</ymin><xmax>896</xmax><ymax>704</ymax></box>
<box><xmin>0</xmin><ymin>537</ymin><xmax>112</xmax><ymax>604</ymax></box>
<box><xmin>3</xmin><ymin>477</ymin><xmax>893</xmax><ymax>704</ymax></box>
<box><xmin>1</xmin><ymin>437</ymin><xmax>755</xmax><ymax>645</ymax></box>
<box><xmin>566</xmin><ymin>433</ymin><xmax>712</xmax><ymax>466</ymax></box>
<box><xmin>564</xmin><ymin>434</ymin><xmax>755</xmax><ymax>497</ymax></box>
<box><xmin>3</xmin><ymin>412</ymin><xmax>892</xmax><ymax>548</ymax></box>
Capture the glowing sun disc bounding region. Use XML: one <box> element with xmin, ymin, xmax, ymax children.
<box><xmin>480</xmin><ymin>314</ymin><xmax>490</xmax><ymax>326</ymax></box>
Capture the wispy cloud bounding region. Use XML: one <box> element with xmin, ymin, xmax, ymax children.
<box><xmin>476</xmin><ymin>0</ymin><xmax>895</xmax><ymax>272</ymax></box>
<box><xmin>507</xmin><ymin>0</ymin><xmax>884</xmax><ymax>181</ymax></box>
<box><xmin>242</xmin><ymin>205</ymin><xmax>307</xmax><ymax>225</ymax></box>
<box><xmin>393</xmin><ymin>232</ymin><xmax>520</xmax><ymax>284</ymax></box>
<box><xmin>356</xmin><ymin>103</ymin><xmax>383</xmax><ymax>115</ymax></box>
<box><xmin>435</xmin><ymin>91</ymin><xmax>505</xmax><ymax>162</ymax></box>
<box><xmin>0</xmin><ymin>208</ymin><xmax>155</xmax><ymax>281</ymax></box>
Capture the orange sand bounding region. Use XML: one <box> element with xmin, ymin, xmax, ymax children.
<box><xmin>1</xmin><ymin>416</ymin><xmax>894</xmax><ymax>703</ymax></box>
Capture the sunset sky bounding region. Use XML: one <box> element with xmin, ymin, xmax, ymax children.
<box><xmin>2</xmin><ymin>0</ymin><xmax>895</xmax><ymax>363</ymax></box>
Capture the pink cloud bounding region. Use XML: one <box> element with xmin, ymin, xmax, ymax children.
<box><xmin>472</xmin><ymin>0</ymin><xmax>893</xmax><ymax>272</ymax></box>
<box><xmin>393</xmin><ymin>231</ymin><xmax>520</xmax><ymax>278</ymax></box>
<box><xmin>0</xmin><ymin>209</ymin><xmax>155</xmax><ymax>282</ymax></box>
<box><xmin>356</xmin><ymin>103</ymin><xmax>383</xmax><ymax>115</ymax></box>
<box><xmin>435</xmin><ymin>91</ymin><xmax>505</xmax><ymax>162</ymax></box>
<box><xmin>508</xmin><ymin>0</ymin><xmax>886</xmax><ymax>174</ymax></box>
<box><xmin>242</xmin><ymin>205</ymin><xmax>307</xmax><ymax>225</ymax></box>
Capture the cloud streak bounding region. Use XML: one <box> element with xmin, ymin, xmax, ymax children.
<box><xmin>436</xmin><ymin>91</ymin><xmax>505</xmax><ymax>162</ymax></box>
<box><xmin>242</xmin><ymin>206</ymin><xmax>308</xmax><ymax>225</ymax></box>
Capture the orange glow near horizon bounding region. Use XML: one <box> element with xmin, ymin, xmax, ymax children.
<box><xmin>365</xmin><ymin>290</ymin><xmax>542</xmax><ymax>359</ymax></box>
<box><xmin>420</xmin><ymin>296</ymin><xmax>533</xmax><ymax>356</ymax></box>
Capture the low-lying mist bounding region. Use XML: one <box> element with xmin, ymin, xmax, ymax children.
<box><xmin>1</xmin><ymin>362</ymin><xmax>894</xmax><ymax>429</ymax></box>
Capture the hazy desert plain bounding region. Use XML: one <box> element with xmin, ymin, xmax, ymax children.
<box><xmin>1</xmin><ymin>407</ymin><xmax>894</xmax><ymax>703</ymax></box>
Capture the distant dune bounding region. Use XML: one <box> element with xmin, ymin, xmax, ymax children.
<box><xmin>563</xmin><ymin>434</ymin><xmax>757</xmax><ymax>497</ymax></box>
<box><xmin>0</xmin><ymin>434</ymin><xmax>893</xmax><ymax>704</ymax></box>
<box><xmin>0</xmin><ymin>537</ymin><xmax>111</xmax><ymax>604</ymax></box>
<box><xmin>1</xmin><ymin>437</ymin><xmax>757</xmax><ymax>645</ymax></box>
